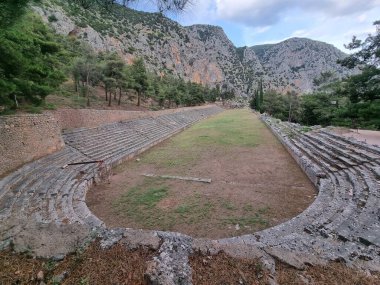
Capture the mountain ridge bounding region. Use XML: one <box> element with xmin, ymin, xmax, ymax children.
<box><xmin>35</xmin><ymin>0</ymin><xmax>355</xmax><ymax>96</ymax></box>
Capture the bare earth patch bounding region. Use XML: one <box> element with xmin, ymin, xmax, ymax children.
<box><xmin>87</xmin><ymin>109</ymin><xmax>316</xmax><ymax>239</ymax></box>
<box><xmin>0</xmin><ymin>242</ymin><xmax>155</xmax><ymax>285</ymax></box>
<box><xmin>333</xmin><ymin>127</ymin><xmax>380</xmax><ymax>147</ymax></box>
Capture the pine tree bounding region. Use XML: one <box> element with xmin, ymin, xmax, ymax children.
<box><xmin>131</xmin><ymin>58</ymin><xmax>148</xmax><ymax>107</ymax></box>
<box><xmin>254</xmin><ymin>89</ymin><xmax>260</xmax><ymax>111</ymax></box>
<box><xmin>259</xmin><ymin>78</ymin><xmax>264</xmax><ymax>105</ymax></box>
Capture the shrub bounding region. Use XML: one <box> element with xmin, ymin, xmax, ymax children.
<box><xmin>48</xmin><ymin>14</ymin><xmax>58</xmax><ymax>22</ymax></box>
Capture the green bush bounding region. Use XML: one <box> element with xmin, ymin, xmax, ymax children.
<box><xmin>48</xmin><ymin>14</ymin><xmax>58</xmax><ymax>22</ymax></box>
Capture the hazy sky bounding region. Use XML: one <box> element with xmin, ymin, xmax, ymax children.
<box><xmin>131</xmin><ymin>0</ymin><xmax>380</xmax><ymax>52</ymax></box>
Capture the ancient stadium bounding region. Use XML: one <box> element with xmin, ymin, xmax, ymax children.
<box><xmin>0</xmin><ymin>106</ymin><xmax>379</xmax><ymax>284</ymax></box>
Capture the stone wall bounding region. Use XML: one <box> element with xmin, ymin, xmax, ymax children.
<box><xmin>53</xmin><ymin>105</ymin><xmax>212</xmax><ymax>130</ymax></box>
<box><xmin>0</xmin><ymin>114</ymin><xmax>65</xmax><ymax>177</ymax></box>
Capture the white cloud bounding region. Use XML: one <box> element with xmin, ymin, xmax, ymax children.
<box><xmin>176</xmin><ymin>0</ymin><xmax>217</xmax><ymax>26</ymax></box>
<box><xmin>358</xmin><ymin>14</ymin><xmax>368</xmax><ymax>23</ymax></box>
<box><xmin>254</xmin><ymin>26</ymin><xmax>271</xmax><ymax>34</ymax></box>
<box><xmin>291</xmin><ymin>29</ymin><xmax>310</xmax><ymax>37</ymax></box>
<box><xmin>215</xmin><ymin>0</ymin><xmax>380</xmax><ymax>27</ymax></box>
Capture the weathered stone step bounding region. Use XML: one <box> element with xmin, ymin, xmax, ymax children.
<box><xmin>78</xmin><ymin>130</ymin><xmax>147</xmax><ymax>157</ymax></box>
<box><xmin>0</xmin><ymin>147</ymin><xmax>75</xmax><ymax>197</ymax></box>
<box><xmin>82</xmin><ymin>132</ymin><xmax>161</xmax><ymax>161</ymax></box>
<box><xmin>321</xmin><ymin>130</ymin><xmax>380</xmax><ymax>157</ymax></box>
<box><xmin>299</xmin><ymin>135</ymin><xmax>358</xmax><ymax>168</ymax></box>
<box><xmin>305</xmin><ymin>132</ymin><xmax>368</xmax><ymax>165</ymax></box>
<box><xmin>292</xmin><ymin>139</ymin><xmax>340</xmax><ymax>172</ymax></box>
<box><xmin>0</xmin><ymin>149</ymin><xmax>82</xmax><ymax>220</ymax></box>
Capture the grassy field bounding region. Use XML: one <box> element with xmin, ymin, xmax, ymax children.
<box><xmin>88</xmin><ymin>109</ymin><xmax>316</xmax><ymax>238</ymax></box>
<box><xmin>138</xmin><ymin>109</ymin><xmax>264</xmax><ymax>168</ymax></box>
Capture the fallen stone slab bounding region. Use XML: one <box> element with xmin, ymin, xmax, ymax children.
<box><xmin>143</xmin><ymin>173</ymin><xmax>212</xmax><ymax>183</ymax></box>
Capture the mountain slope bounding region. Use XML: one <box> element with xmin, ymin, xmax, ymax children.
<box><xmin>250</xmin><ymin>38</ymin><xmax>353</xmax><ymax>93</ymax></box>
<box><xmin>35</xmin><ymin>0</ymin><xmax>355</xmax><ymax>96</ymax></box>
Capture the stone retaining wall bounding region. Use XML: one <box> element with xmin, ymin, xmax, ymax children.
<box><xmin>0</xmin><ymin>105</ymin><xmax>215</xmax><ymax>176</ymax></box>
<box><xmin>0</xmin><ymin>114</ymin><xmax>64</xmax><ymax>177</ymax></box>
<box><xmin>54</xmin><ymin>105</ymin><xmax>212</xmax><ymax>130</ymax></box>
<box><xmin>260</xmin><ymin>116</ymin><xmax>322</xmax><ymax>187</ymax></box>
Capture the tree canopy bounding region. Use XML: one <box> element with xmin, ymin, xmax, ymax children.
<box><xmin>0</xmin><ymin>13</ymin><xmax>67</xmax><ymax>111</ymax></box>
<box><xmin>68</xmin><ymin>0</ymin><xmax>191</xmax><ymax>13</ymax></box>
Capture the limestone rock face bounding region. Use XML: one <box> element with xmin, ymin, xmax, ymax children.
<box><xmin>35</xmin><ymin>1</ymin><xmax>355</xmax><ymax>96</ymax></box>
<box><xmin>251</xmin><ymin>38</ymin><xmax>353</xmax><ymax>93</ymax></box>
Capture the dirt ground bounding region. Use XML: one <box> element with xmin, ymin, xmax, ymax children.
<box><xmin>0</xmin><ymin>241</ymin><xmax>155</xmax><ymax>285</ymax></box>
<box><xmin>335</xmin><ymin>128</ymin><xmax>380</xmax><ymax>147</ymax></box>
<box><xmin>2</xmin><ymin>245</ymin><xmax>379</xmax><ymax>285</ymax></box>
<box><xmin>46</xmin><ymin>81</ymin><xmax>152</xmax><ymax>111</ymax></box>
<box><xmin>87</xmin><ymin>109</ymin><xmax>316</xmax><ymax>239</ymax></box>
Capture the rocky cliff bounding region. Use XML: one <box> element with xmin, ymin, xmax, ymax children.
<box><xmin>250</xmin><ymin>38</ymin><xmax>353</xmax><ymax>93</ymax></box>
<box><xmin>35</xmin><ymin>0</ymin><xmax>354</xmax><ymax>96</ymax></box>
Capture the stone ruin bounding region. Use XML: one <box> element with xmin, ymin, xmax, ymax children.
<box><xmin>0</xmin><ymin>107</ymin><xmax>379</xmax><ymax>284</ymax></box>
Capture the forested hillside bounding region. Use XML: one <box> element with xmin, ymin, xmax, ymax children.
<box><xmin>0</xmin><ymin>0</ymin><xmax>231</xmax><ymax>114</ymax></box>
<box><xmin>250</xmin><ymin>20</ymin><xmax>380</xmax><ymax>130</ymax></box>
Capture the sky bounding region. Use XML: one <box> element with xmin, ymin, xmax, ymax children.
<box><xmin>130</xmin><ymin>0</ymin><xmax>380</xmax><ymax>52</ymax></box>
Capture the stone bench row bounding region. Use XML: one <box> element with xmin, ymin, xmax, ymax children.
<box><xmin>258</xmin><ymin>115</ymin><xmax>380</xmax><ymax>267</ymax></box>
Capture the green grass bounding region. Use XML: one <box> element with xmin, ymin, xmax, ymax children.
<box><xmin>113</xmin><ymin>180</ymin><xmax>215</xmax><ymax>230</ymax></box>
<box><xmin>222</xmin><ymin>201</ymin><xmax>236</xmax><ymax>210</ymax></box>
<box><xmin>220</xmin><ymin>207</ymin><xmax>270</xmax><ymax>228</ymax></box>
<box><xmin>141</xmin><ymin>109</ymin><xmax>262</xmax><ymax>168</ymax></box>
<box><xmin>173</xmin><ymin>194</ymin><xmax>214</xmax><ymax>224</ymax></box>
<box><xmin>177</xmin><ymin>110</ymin><xmax>263</xmax><ymax>148</ymax></box>
<box><xmin>112</xmin><ymin>176</ymin><xmax>270</xmax><ymax>232</ymax></box>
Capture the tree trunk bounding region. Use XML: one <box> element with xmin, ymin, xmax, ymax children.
<box><xmin>118</xmin><ymin>88</ymin><xmax>122</xmax><ymax>106</ymax></box>
<box><xmin>114</xmin><ymin>89</ymin><xmax>117</xmax><ymax>100</ymax></box>
<box><xmin>105</xmin><ymin>86</ymin><xmax>108</xmax><ymax>101</ymax></box>
<box><xmin>137</xmin><ymin>91</ymin><xmax>141</xmax><ymax>106</ymax></box>
<box><xmin>108</xmin><ymin>89</ymin><xmax>112</xmax><ymax>107</ymax></box>
<box><xmin>14</xmin><ymin>94</ymin><xmax>19</xmax><ymax>108</ymax></box>
<box><xmin>86</xmin><ymin>73</ymin><xmax>90</xmax><ymax>107</ymax></box>
<box><xmin>288</xmin><ymin>101</ymin><xmax>292</xmax><ymax>122</ymax></box>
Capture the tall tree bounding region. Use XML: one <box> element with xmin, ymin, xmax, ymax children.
<box><xmin>259</xmin><ymin>78</ymin><xmax>264</xmax><ymax>105</ymax></box>
<box><xmin>0</xmin><ymin>13</ymin><xmax>66</xmax><ymax>111</ymax></box>
<box><xmin>131</xmin><ymin>58</ymin><xmax>148</xmax><ymax>107</ymax></box>
<box><xmin>0</xmin><ymin>0</ymin><xmax>34</xmax><ymax>28</ymax></box>
<box><xmin>100</xmin><ymin>53</ymin><xmax>125</xmax><ymax>106</ymax></box>
<box><xmin>338</xmin><ymin>20</ymin><xmax>380</xmax><ymax>69</ymax></box>
<box><xmin>71</xmin><ymin>49</ymin><xmax>100</xmax><ymax>106</ymax></box>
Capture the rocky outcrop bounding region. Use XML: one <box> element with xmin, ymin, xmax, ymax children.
<box><xmin>34</xmin><ymin>0</ymin><xmax>354</xmax><ymax>96</ymax></box>
<box><xmin>251</xmin><ymin>38</ymin><xmax>353</xmax><ymax>93</ymax></box>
